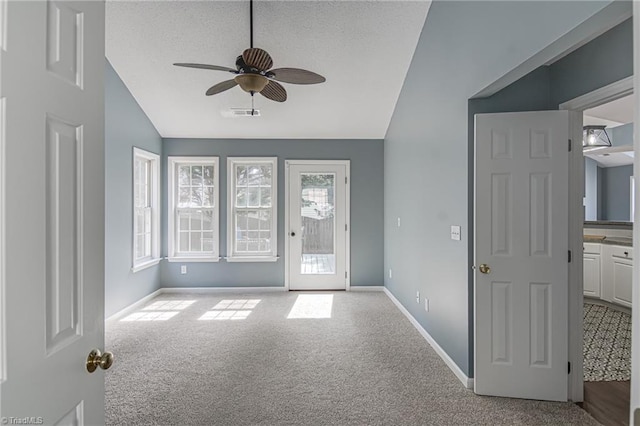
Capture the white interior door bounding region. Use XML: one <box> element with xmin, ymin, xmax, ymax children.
<box><xmin>0</xmin><ymin>1</ymin><xmax>106</xmax><ymax>423</ymax></box>
<box><xmin>287</xmin><ymin>161</ymin><xmax>349</xmax><ymax>291</ymax></box>
<box><xmin>474</xmin><ymin>111</ymin><xmax>569</xmax><ymax>401</ymax></box>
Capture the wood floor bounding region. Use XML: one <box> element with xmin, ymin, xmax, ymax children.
<box><xmin>579</xmin><ymin>381</ymin><xmax>630</xmax><ymax>426</ymax></box>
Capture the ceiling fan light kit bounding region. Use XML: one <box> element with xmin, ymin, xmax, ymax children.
<box><xmin>173</xmin><ymin>0</ymin><xmax>325</xmax><ymax>104</ymax></box>
<box><xmin>235</xmin><ymin>74</ymin><xmax>269</xmax><ymax>93</ymax></box>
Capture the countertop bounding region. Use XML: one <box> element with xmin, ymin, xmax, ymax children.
<box><xmin>583</xmin><ymin>235</ymin><xmax>633</xmax><ymax>247</ymax></box>
<box><xmin>584</xmin><ymin>221</ymin><xmax>633</xmax><ymax>229</ymax></box>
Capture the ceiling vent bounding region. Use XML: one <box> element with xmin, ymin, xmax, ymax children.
<box><xmin>221</xmin><ymin>108</ymin><xmax>261</xmax><ymax>118</ymax></box>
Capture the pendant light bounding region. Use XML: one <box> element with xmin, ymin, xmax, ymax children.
<box><xmin>583</xmin><ymin>125</ymin><xmax>612</xmax><ymax>148</ymax></box>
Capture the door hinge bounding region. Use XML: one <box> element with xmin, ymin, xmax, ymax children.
<box><xmin>568</xmin><ymin>362</ymin><xmax>571</xmax><ymax>374</ymax></box>
<box><xmin>345</xmin><ymin>224</ymin><xmax>348</xmax><ymax>231</ymax></box>
<box><xmin>345</xmin><ymin>271</ymin><xmax>348</xmax><ymax>279</ymax></box>
<box><xmin>568</xmin><ymin>139</ymin><xmax>572</xmax><ymax>152</ymax></box>
<box><xmin>568</xmin><ymin>250</ymin><xmax>572</xmax><ymax>263</ymax></box>
<box><xmin>345</xmin><ymin>176</ymin><xmax>348</xmax><ymax>184</ymax></box>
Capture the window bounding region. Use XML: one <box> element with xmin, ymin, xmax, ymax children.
<box><xmin>226</xmin><ymin>157</ymin><xmax>278</xmax><ymax>262</ymax></box>
<box><xmin>132</xmin><ymin>148</ymin><xmax>160</xmax><ymax>272</ymax></box>
<box><xmin>168</xmin><ymin>157</ymin><xmax>220</xmax><ymax>261</ymax></box>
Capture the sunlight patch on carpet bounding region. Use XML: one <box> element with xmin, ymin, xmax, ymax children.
<box><xmin>287</xmin><ymin>294</ymin><xmax>333</xmax><ymax>319</ymax></box>
<box><xmin>121</xmin><ymin>311</ymin><xmax>180</xmax><ymax>322</ymax></box>
<box><xmin>198</xmin><ymin>299</ymin><xmax>261</xmax><ymax>321</ymax></box>
<box><xmin>143</xmin><ymin>300</ymin><xmax>196</xmax><ymax>311</ymax></box>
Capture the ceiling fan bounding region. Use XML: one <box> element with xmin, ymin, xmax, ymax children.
<box><xmin>173</xmin><ymin>0</ymin><xmax>325</xmax><ymax>103</ymax></box>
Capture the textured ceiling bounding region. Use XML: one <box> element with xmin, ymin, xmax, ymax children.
<box><xmin>106</xmin><ymin>1</ymin><xmax>431</xmax><ymax>139</ymax></box>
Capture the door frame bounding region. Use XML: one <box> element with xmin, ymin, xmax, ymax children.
<box><xmin>284</xmin><ymin>160</ymin><xmax>351</xmax><ymax>291</ymax></box>
<box><xmin>559</xmin><ymin>75</ymin><xmax>634</xmax><ymax>402</ymax></box>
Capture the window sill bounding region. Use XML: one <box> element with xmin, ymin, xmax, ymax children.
<box><xmin>225</xmin><ymin>256</ymin><xmax>279</xmax><ymax>263</ymax></box>
<box><xmin>167</xmin><ymin>257</ymin><xmax>221</xmax><ymax>263</ymax></box>
<box><xmin>131</xmin><ymin>258</ymin><xmax>162</xmax><ymax>273</ymax></box>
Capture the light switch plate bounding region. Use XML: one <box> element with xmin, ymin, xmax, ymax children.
<box><xmin>451</xmin><ymin>225</ymin><xmax>461</xmax><ymax>241</ymax></box>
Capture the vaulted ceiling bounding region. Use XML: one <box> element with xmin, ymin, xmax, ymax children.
<box><xmin>106</xmin><ymin>1</ymin><xmax>431</xmax><ymax>139</ymax></box>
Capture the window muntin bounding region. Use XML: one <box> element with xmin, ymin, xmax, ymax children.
<box><xmin>227</xmin><ymin>158</ymin><xmax>277</xmax><ymax>260</ymax></box>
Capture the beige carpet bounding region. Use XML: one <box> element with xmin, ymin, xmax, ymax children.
<box><xmin>105</xmin><ymin>291</ymin><xmax>598</xmax><ymax>425</ymax></box>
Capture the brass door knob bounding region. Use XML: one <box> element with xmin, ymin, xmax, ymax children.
<box><xmin>479</xmin><ymin>264</ymin><xmax>491</xmax><ymax>274</ymax></box>
<box><xmin>86</xmin><ymin>349</ymin><xmax>114</xmax><ymax>373</ymax></box>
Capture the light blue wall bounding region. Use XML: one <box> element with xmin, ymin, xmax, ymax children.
<box><xmin>585</xmin><ymin>158</ymin><xmax>599</xmax><ymax>221</ymax></box>
<box><xmin>550</xmin><ymin>18</ymin><xmax>633</xmax><ymax>106</ymax></box>
<box><xmin>596</xmin><ymin>123</ymin><xmax>634</xmax><ymax>221</ymax></box>
<box><xmin>611</xmin><ymin>122</ymin><xmax>633</xmax><ymax>147</ymax></box>
<box><xmin>105</xmin><ymin>60</ymin><xmax>162</xmax><ymax>317</ymax></box>
<box><xmin>161</xmin><ymin>138</ymin><xmax>383</xmax><ymax>288</ymax></box>
<box><xmin>600</xmin><ymin>165</ymin><xmax>633</xmax><ymax>221</ymax></box>
<box><xmin>384</xmin><ymin>0</ymin><xmax>610</xmax><ymax>377</ymax></box>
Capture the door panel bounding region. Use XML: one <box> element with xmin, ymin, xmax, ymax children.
<box><xmin>0</xmin><ymin>1</ymin><xmax>105</xmax><ymax>423</ymax></box>
<box><xmin>287</xmin><ymin>162</ymin><xmax>349</xmax><ymax>290</ymax></box>
<box><xmin>612</xmin><ymin>259</ymin><xmax>633</xmax><ymax>307</ymax></box>
<box><xmin>475</xmin><ymin>111</ymin><xmax>569</xmax><ymax>401</ymax></box>
<box><xmin>583</xmin><ymin>254</ymin><xmax>601</xmax><ymax>298</ymax></box>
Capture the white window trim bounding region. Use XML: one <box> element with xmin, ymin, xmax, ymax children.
<box><xmin>168</xmin><ymin>156</ymin><xmax>220</xmax><ymax>262</ymax></box>
<box><xmin>132</xmin><ymin>147</ymin><xmax>161</xmax><ymax>273</ymax></box>
<box><xmin>226</xmin><ymin>157</ymin><xmax>278</xmax><ymax>262</ymax></box>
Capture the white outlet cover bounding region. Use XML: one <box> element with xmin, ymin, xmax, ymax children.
<box><xmin>424</xmin><ymin>298</ymin><xmax>429</xmax><ymax>312</ymax></box>
<box><xmin>397</xmin><ymin>217</ymin><xmax>401</xmax><ymax>228</ymax></box>
<box><xmin>389</xmin><ymin>269</ymin><xmax>393</xmax><ymax>279</ymax></box>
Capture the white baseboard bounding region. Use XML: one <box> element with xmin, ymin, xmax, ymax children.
<box><xmin>350</xmin><ymin>286</ymin><xmax>384</xmax><ymax>292</ymax></box>
<box><xmin>161</xmin><ymin>286</ymin><xmax>287</xmax><ymax>293</ymax></box>
<box><xmin>383</xmin><ymin>287</ymin><xmax>473</xmax><ymax>389</ymax></box>
<box><xmin>106</xmin><ymin>289</ymin><xmax>164</xmax><ymax>322</ymax></box>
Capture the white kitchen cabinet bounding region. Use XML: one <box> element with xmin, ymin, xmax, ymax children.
<box><xmin>583</xmin><ymin>243</ymin><xmax>601</xmax><ymax>298</ymax></box>
<box><xmin>601</xmin><ymin>245</ymin><xmax>633</xmax><ymax>308</ymax></box>
<box><xmin>583</xmin><ymin>254</ymin><xmax>601</xmax><ymax>298</ymax></box>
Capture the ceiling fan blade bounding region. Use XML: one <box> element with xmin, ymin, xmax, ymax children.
<box><xmin>242</xmin><ymin>48</ymin><xmax>273</xmax><ymax>71</ymax></box>
<box><xmin>260</xmin><ymin>80</ymin><xmax>287</xmax><ymax>102</ymax></box>
<box><xmin>174</xmin><ymin>63</ymin><xmax>237</xmax><ymax>73</ymax></box>
<box><xmin>269</xmin><ymin>68</ymin><xmax>326</xmax><ymax>85</ymax></box>
<box><xmin>206</xmin><ymin>80</ymin><xmax>238</xmax><ymax>96</ymax></box>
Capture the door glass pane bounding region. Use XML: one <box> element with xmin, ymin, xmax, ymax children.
<box><xmin>300</xmin><ymin>173</ymin><xmax>335</xmax><ymax>274</ymax></box>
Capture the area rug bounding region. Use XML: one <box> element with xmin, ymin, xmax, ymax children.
<box><xmin>583</xmin><ymin>302</ymin><xmax>631</xmax><ymax>381</ymax></box>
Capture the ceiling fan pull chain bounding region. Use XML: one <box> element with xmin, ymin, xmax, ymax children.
<box><xmin>251</xmin><ymin>92</ymin><xmax>256</xmax><ymax>116</ymax></box>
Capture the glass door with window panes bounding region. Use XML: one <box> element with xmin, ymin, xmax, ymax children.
<box><xmin>287</xmin><ymin>161</ymin><xmax>349</xmax><ymax>290</ymax></box>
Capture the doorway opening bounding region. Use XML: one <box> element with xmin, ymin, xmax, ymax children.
<box><xmin>561</xmin><ymin>78</ymin><xmax>634</xmax><ymax>425</ymax></box>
